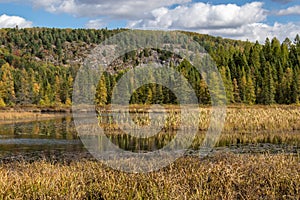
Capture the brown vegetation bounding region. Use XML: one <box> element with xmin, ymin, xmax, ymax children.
<box><xmin>0</xmin><ymin>153</ymin><xmax>298</xmax><ymax>199</ymax></box>
<box><xmin>98</xmin><ymin>105</ymin><xmax>300</xmax><ymax>132</ymax></box>
<box><xmin>0</xmin><ymin>111</ymin><xmax>66</xmax><ymax>124</ymax></box>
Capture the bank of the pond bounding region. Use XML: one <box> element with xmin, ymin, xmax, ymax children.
<box><xmin>0</xmin><ymin>105</ymin><xmax>72</xmax><ymax>124</ymax></box>
<box><xmin>0</xmin><ymin>153</ymin><xmax>298</xmax><ymax>199</ymax></box>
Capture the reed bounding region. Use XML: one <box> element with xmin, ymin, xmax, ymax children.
<box><xmin>0</xmin><ymin>111</ymin><xmax>65</xmax><ymax>124</ymax></box>
<box><xmin>0</xmin><ymin>153</ymin><xmax>298</xmax><ymax>199</ymax></box>
<box><xmin>98</xmin><ymin>105</ymin><xmax>300</xmax><ymax>132</ymax></box>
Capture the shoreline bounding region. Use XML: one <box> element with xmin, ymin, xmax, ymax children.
<box><xmin>0</xmin><ymin>103</ymin><xmax>299</xmax><ymax>112</ymax></box>
<box><xmin>0</xmin><ymin>153</ymin><xmax>298</xmax><ymax>199</ymax></box>
<box><xmin>0</xmin><ymin>111</ymin><xmax>70</xmax><ymax>125</ymax></box>
<box><xmin>0</xmin><ymin>105</ymin><xmax>72</xmax><ymax>113</ymax></box>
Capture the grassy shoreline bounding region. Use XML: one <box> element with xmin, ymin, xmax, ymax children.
<box><xmin>0</xmin><ymin>106</ymin><xmax>71</xmax><ymax>124</ymax></box>
<box><xmin>0</xmin><ymin>105</ymin><xmax>299</xmax><ymax>199</ymax></box>
<box><xmin>98</xmin><ymin>105</ymin><xmax>300</xmax><ymax>131</ymax></box>
<box><xmin>0</xmin><ymin>105</ymin><xmax>71</xmax><ymax>113</ymax></box>
<box><xmin>1</xmin><ymin>105</ymin><xmax>299</xmax><ymax>146</ymax></box>
<box><xmin>0</xmin><ymin>111</ymin><xmax>68</xmax><ymax>125</ymax></box>
<box><xmin>0</xmin><ymin>153</ymin><xmax>298</xmax><ymax>199</ymax></box>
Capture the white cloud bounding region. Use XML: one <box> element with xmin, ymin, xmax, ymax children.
<box><xmin>127</xmin><ymin>2</ymin><xmax>300</xmax><ymax>43</ymax></box>
<box><xmin>30</xmin><ymin>0</ymin><xmax>192</xmax><ymax>19</ymax></box>
<box><xmin>277</xmin><ymin>5</ymin><xmax>300</xmax><ymax>15</ymax></box>
<box><xmin>1</xmin><ymin>1</ymin><xmax>298</xmax><ymax>43</ymax></box>
<box><xmin>129</xmin><ymin>2</ymin><xmax>266</xmax><ymax>29</ymax></box>
<box><xmin>199</xmin><ymin>22</ymin><xmax>300</xmax><ymax>43</ymax></box>
<box><xmin>0</xmin><ymin>14</ymin><xmax>32</xmax><ymax>28</ymax></box>
<box><xmin>85</xmin><ymin>19</ymin><xmax>106</xmax><ymax>29</ymax></box>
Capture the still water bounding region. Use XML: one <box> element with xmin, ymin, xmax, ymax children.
<box><xmin>0</xmin><ymin>116</ymin><xmax>299</xmax><ymax>162</ymax></box>
<box><xmin>0</xmin><ymin>116</ymin><xmax>89</xmax><ymax>162</ymax></box>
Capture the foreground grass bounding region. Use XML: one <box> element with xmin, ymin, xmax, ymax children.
<box><xmin>0</xmin><ymin>153</ymin><xmax>299</xmax><ymax>199</ymax></box>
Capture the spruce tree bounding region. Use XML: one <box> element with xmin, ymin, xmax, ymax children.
<box><xmin>95</xmin><ymin>75</ymin><xmax>108</xmax><ymax>107</ymax></box>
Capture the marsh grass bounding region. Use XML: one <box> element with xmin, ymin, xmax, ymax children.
<box><xmin>98</xmin><ymin>105</ymin><xmax>300</xmax><ymax>132</ymax></box>
<box><xmin>0</xmin><ymin>105</ymin><xmax>299</xmax><ymax>199</ymax></box>
<box><xmin>100</xmin><ymin>129</ymin><xmax>300</xmax><ymax>152</ymax></box>
<box><xmin>0</xmin><ymin>112</ymin><xmax>65</xmax><ymax>124</ymax></box>
<box><xmin>96</xmin><ymin>105</ymin><xmax>300</xmax><ymax>147</ymax></box>
<box><xmin>0</xmin><ymin>153</ymin><xmax>299</xmax><ymax>199</ymax></box>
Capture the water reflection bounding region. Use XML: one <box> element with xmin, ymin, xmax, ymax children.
<box><xmin>0</xmin><ymin>116</ymin><xmax>86</xmax><ymax>161</ymax></box>
<box><xmin>0</xmin><ymin>115</ymin><xmax>299</xmax><ymax>163</ymax></box>
<box><xmin>0</xmin><ymin>115</ymin><xmax>77</xmax><ymax>140</ymax></box>
<box><xmin>104</xmin><ymin>131</ymin><xmax>176</xmax><ymax>152</ymax></box>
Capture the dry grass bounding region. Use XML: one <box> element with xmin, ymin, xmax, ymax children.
<box><xmin>96</xmin><ymin>105</ymin><xmax>300</xmax><ymax>147</ymax></box>
<box><xmin>0</xmin><ymin>153</ymin><xmax>299</xmax><ymax>199</ymax></box>
<box><xmin>0</xmin><ymin>112</ymin><xmax>65</xmax><ymax>124</ymax></box>
<box><xmin>98</xmin><ymin>105</ymin><xmax>300</xmax><ymax>132</ymax></box>
<box><xmin>0</xmin><ymin>105</ymin><xmax>299</xmax><ymax>199</ymax></box>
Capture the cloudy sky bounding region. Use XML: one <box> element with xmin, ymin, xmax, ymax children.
<box><xmin>0</xmin><ymin>0</ymin><xmax>299</xmax><ymax>42</ymax></box>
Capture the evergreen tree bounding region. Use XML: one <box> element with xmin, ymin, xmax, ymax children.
<box><xmin>65</xmin><ymin>75</ymin><xmax>73</xmax><ymax>106</ymax></box>
<box><xmin>239</xmin><ymin>67</ymin><xmax>247</xmax><ymax>103</ymax></box>
<box><xmin>271</xmin><ymin>37</ymin><xmax>281</xmax><ymax>63</ymax></box>
<box><xmin>263</xmin><ymin>38</ymin><xmax>272</xmax><ymax>61</ymax></box>
<box><xmin>95</xmin><ymin>75</ymin><xmax>107</xmax><ymax>106</ymax></box>
<box><xmin>232</xmin><ymin>78</ymin><xmax>241</xmax><ymax>103</ymax></box>
<box><xmin>207</xmin><ymin>71</ymin><xmax>226</xmax><ymax>105</ymax></box>
<box><xmin>17</xmin><ymin>69</ymin><xmax>30</xmax><ymax>104</ymax></box>
<box><xmin>261</xmin><ymin>62</ymin><xmax>276</xmax><ymax>104</ymax></box>
<box><xmin>198</xmin><ymin>78</ymin><xmax>209</xmax><ymax>104</ymax></box>
<box><xmin>220</xmin><ymin>66</ymin><xmax>234</xmax><ymax>103</ymax></box>
<box><xmin>0</xmin><ymin>63</ymin><xmax>16</xmax><ymax>105</ymax></box>
<box><xmin>54</xmin><ymin>75</ymin><xmax>62</xmax><ymax>105</ymax></box>
<box><xmin>245</xmin><ymin>74</ymin><xmax>256</xmax><ymax>105</ymax></box>
<box><xmin>291</xmin><ymin>67</ymin><xmax>299</xmax><ymax>104</ymax></box>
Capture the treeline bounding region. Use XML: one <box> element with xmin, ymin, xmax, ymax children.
<box><xmin>87</xmin><ymin>35</ymin><xmax>300</xmax><ymax>106</ymax></box>
<box><xmin>203</xmin><ymin>35</ymin><xmax>300</xmax><ymax>105</ymax></box>
<box><xmin>0</xmin><ymin>54</ymin><xmax>74</xmax><ymax>106</ymax></box>
<box><xmin>0</xmin><ymin>27</ymin><xmax>124</xmax><ymax>65</ymax></box>
<box><xmin>212</xmin><ymin>36</ymin><xmax>300</xmax><ymax>104</ymax></box>
<box><xmin>0</xmin><ymin>28</ymin><xmax>299</xmax><ymax>106</ymax></box>
<box><xmin>0</xmin><ymin>28</ymin><xmax>123</xmax><ymax>106</ymax></box>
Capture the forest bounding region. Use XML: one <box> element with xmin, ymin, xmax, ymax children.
<box><xmin>0</xmin><ymin>27</ymin><xmax>299</xmax><ymax>106</ymax></box>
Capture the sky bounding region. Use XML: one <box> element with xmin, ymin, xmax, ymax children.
<box><xmin>0</xmin><ymin>0</ymin><xmax>299</xmax><ymax>43</ymax></box>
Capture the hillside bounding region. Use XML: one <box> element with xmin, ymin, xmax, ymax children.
<box><xmin>0</xmin><ymin>28</ymin><xmax>299</xmax><ymax>107</ymax></box>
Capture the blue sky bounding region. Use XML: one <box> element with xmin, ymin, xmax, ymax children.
<box><xmin>0</xmin><ymin>0</ymin><xmax>299</xmax><ymax>42</ymax></box>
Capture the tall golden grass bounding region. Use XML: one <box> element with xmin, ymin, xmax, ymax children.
<box><xmin>98</xmin><ymin>105</ymin><xmax>300</xmax><ymax>132</ymax></box>
<box><xmin>0</xmin><ymin>105</ymin><xmax>299</xmax><ymax>199</ymax></box>
<box><xmin>0</xmin><ymin>153</ymin><xmax>298</xmax><ymax>199</ymax></box>
<box><xmin>96</xmin><ymin>105</ymin><xmax>300</xmax><ymax>147</ymax></box>
<box><xmin>0</xmin><ymin>112</ymin><xmax>65</xmax><ymax>124</ymax></box>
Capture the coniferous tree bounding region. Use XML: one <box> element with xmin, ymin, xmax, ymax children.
<box><xmin>0</xmin><ymin>63</ymin><xmax>16</xmax><ymax>105</ymax></box>
<box><xmin>239</xmin><ymin>67</ymin><xmax>247</xmax><ymax>103</ymax></box>
<box><xmin>17</xmin><ymin>69</ymin><xmax>30</xmax><ymax>104</ymax></box>
<box><xmin>95</xmin><ymin>75</ymin><xmax>107</xmax><ymax>106</ymax></box>
<box><xmin>232</xmin><ymin>78</ymin><xmax>241</xmax><ymax>103</ymax></box>
<box><xmin>261</xmin><ymin>62</ymin><xmax>276</xmax><ymax>104</ymax></box>
<box><xmin>0</xmin><ymin>28</ymin><xmax>300</xmax><ymax>106</ymax></box>
<box><xmin>220</xmin><ymin>66</ymin><xmax>234</xmax><ymax>103</ymax></box>
<box><xmin>245</xmin><ymin>74</ymin><xmax>256</xmax><ymax>105</ymax></box>
<box><xmin>54</xmin><ymin>75</ymin><xmax>62</xmax><ymax>105</ymax></box>
<box><xmin>291</xmin><ymin>67</ymin><xmax>299</xmax><ymax>104</ymax></box>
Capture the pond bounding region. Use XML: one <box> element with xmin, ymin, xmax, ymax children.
<box><xmin>0</xmin><ymin>116</ymin><xmax>90</xmax><ymax>163</ymax></box>
<box><xmin>0</xmin><ymin>115</ymin><xmax>299</xmax><ymax>163</ymax></box>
